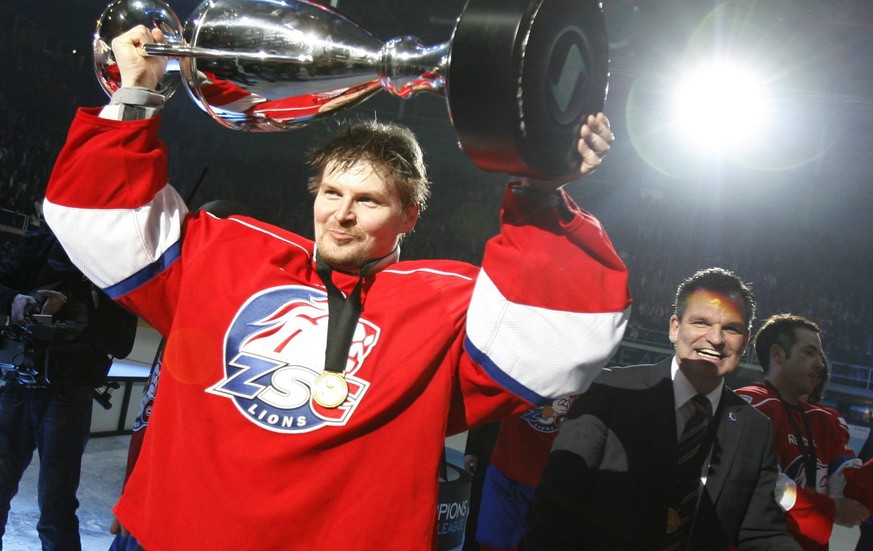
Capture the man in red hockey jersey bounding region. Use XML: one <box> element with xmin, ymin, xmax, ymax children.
<box><xmin>43</xmin><ymin>25</ymin><xmax>631</xmax><ymax>550</ymax></box>
<box><xmin>737</xmin><ymin>314</ymin><xmax>871</xmax><ymax>550</ymax></box>
<box><xmin>472</xmin><ymin>398</ymin><xmax>577</xmax><ymax>551</ymax></box>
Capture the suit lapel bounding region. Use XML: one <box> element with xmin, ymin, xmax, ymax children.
<box><xmin>704</xmin><ymin>388</ymin><xmax>746</xmax><ymax>501</ymax></box>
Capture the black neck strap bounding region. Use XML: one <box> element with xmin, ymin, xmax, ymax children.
<box><xmin>765</xmin><ymin>380</ymin><xmax>818</xmax><ymax>487</ymax></box>
<box><xmin>315</xmin><ymin>258</ymin><xmax>364</xmax><ymax>375</ymax></box>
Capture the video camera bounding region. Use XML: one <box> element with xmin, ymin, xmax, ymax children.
<box><xmin>0</xmin><ymin>312</ymin><xmax>85</xmax><ymax>383</ymax></box>
<box><xmin>0</xmin><ymin>312</ymin><xmax>118</xmax><ymax>409</ymax></box>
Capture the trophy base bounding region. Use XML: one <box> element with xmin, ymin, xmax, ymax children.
<box><xmin>447</xmin><ymin>0</ymin><xmax>609</xmax><ymax>182</ymax></box>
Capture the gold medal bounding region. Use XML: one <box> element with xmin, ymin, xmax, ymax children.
<box><xmin>665</xmin><ymin>507</ymin><xmax>680</xmax><ymax>534</ymax></box>
<box><xmin>312</xmin><ymin>372</ymin><xmax>349</xmax><ymax>408</ymax></box>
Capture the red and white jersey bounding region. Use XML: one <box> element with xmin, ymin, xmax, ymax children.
<box><xmin>43</xmin><ymin>109</ymin><xmax>631</xmax><ymax>550</ymax></box>
<box><xmin>737</xmin><ymin>383</ymin><xmax>856</xmax><ymax>551</ymax></box>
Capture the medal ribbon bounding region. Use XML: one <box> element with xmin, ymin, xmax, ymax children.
<box><xmin>766</xmin><ymin>380</ymin><xmax>817</xmax><ymax>487</ymax></box>
<box><xmin>316</xmin><ymin>259</ymin><xmax>364</xmax><ymax>376</ymax></box>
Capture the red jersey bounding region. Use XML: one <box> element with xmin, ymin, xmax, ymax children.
<box><xmin>43</xmin><ymin>109</ymin><xmax>631</xmax><ymax>550</ymax></box>
<box><xmin>737</xmin><ymin>383</ymin><xmax>856</xmax><ymax>551</ymax></box>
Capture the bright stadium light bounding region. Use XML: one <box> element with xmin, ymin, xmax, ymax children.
<box><xmin>674</xmin><ymin>62</ymin><xmax>770</xmax><ymax>155</ymax></box>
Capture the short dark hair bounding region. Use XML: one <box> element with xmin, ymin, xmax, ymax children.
<box><xmin>753</xmin><ymin>313</ymin><xmax>821</xmax><ymax>373</ymax></box>
<box><xmin>673</xmin><ymin>267</ymin><xmax>756</xmax><ymax>328</ymax></box>
<box><xmin>307</xmin><ymin>120</ymin><xmax>431</xmax><ymax>210</ymax></box>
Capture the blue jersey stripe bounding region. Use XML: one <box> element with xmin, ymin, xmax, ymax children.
<box><xmin>104</xmin><ymin>240</ymin><xmax>182</xmax><ymax>299</ymax></box>
<box><xmin>464</xmin><ymin>336</ymin><xmax>547</xmax><ymax>406</ymax></box>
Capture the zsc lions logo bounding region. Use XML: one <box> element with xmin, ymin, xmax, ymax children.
<box><xmin>521</xmin><ymin>395</ymin><xmax>577</xmax><ymax>434</ymax></box>
<box><xmin>207</xmin><ymin>285</ymin><xmax>379</xmax><ymax>433</ymax></box>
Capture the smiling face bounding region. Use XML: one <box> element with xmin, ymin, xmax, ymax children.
<box><xmin>669</xmin><ymin>289</ymin><xmax>751</xmax><ymax>394</ymax></box>
<box><xmin>313</xmin><ymin>160</ymin><xmax>419</xmax><ymax>273</ymax></box>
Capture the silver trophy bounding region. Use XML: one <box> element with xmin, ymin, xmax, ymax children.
<box><xmin>94</xmin><ymin>0</ymin><xmax>608</xmax><ymax>180</ymax></box>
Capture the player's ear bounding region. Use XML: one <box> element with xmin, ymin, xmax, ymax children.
<box><xmin>770</xmin><ymin>343</ymin><xmax>786</xmax><ymax>364</ymax></box>
<box><xmin>401</xmin><ymin>202</ymin><xmax>419</xmax><ymax>233</ymax></box>
<box><xmin>668</xmin><ymin>315</ymin><xmax>679</xmax><ymax>344</ymax></box>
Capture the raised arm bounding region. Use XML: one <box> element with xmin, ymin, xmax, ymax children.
<box><xmin>43</xmin><ymin>25</ymin><xmax>187</xmax><ymax>333</ymax></box>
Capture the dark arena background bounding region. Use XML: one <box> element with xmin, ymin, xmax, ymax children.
<box><xmin>2</xmin><ymin>0</ymin><xmax>873</xmax><ymax>517</ymax></box>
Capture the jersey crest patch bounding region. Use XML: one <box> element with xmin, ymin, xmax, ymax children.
<box><xmin>207</xmin><ymin>285</ymin><xmax>379</xmax><ymax>433</ymax></box>
<box><xmin>521</xmin><ymin>395</ymin><xmax>577</xmax><ymax>433</ymax></box>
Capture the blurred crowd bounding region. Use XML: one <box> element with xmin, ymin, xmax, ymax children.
<box><xmin>605</xmin><ymin>190</ymin><xmax>873</xmax><ymax>368</ymax></box>
<box><xmin>0</xmin><ymin>8</ymin><xmax>92</xmax><ymax>239</ymax></box>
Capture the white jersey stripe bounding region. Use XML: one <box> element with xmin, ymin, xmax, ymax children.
<box><xmin>44</xmin><ymin>185</ymin><xmax>188</xmax><ymax>290</ymax></box>
<box><xmin>383</xmin><ymin>267</ymin><xmax>474</xmax><ymax>280</ymax></box>
<box><xmin>466</xmin><ymin>271</ymin><xmax>630</xmax><ymax>400</ymax></box>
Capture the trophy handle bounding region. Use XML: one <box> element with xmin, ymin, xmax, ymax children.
<box><xmin>93</xmin><ymin>0</ymin><xmax>185</xmax><ymax>99</ymax></box>
<box><xmin>142</xmin><ymin>43</ymin><xmax>313</xmax><ymax>64</ymax></box>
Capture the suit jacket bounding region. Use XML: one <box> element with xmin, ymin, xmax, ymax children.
<box><xmin>523</xmin><ymin>359</ymin><xmax>800</xmax><ymax>551</ymax></box>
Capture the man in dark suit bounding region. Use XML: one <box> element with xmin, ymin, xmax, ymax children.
<box><xmin>524</xmin><ymin>267</ymin><xmax>800</xmax><ymax>550</ymax></box>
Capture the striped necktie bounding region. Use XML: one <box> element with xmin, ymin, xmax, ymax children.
<box><xmin>663</xmin><ymin>394</ymin><xmax>711</xmax><ymax>551</ymax></box>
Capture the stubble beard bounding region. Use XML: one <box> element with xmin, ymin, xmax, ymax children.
<box><xmin>316</xmin><ymin>228</ymin><xmax>368</xmax><ymax>272</ymax></box>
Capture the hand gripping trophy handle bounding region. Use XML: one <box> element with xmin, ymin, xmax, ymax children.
<box><xmin>94</xmin><ymin>0</ymin><xmax>609</xmax><ymax>180</ymax></box>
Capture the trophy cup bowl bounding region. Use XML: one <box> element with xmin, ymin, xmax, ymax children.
<box><xmin>94</xmin><ymin>0</ymin><xmax>185</xmax><ymax>98</ymax></box>
<box><xmin>94</xmin><ymin>0</ymin><xmax>608</xmax><ymax>180</ymax></box>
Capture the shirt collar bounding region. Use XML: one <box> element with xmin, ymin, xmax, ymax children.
<box><xmin>671</xmin><ymin>356</ymin><xmax>723</xmax><ymax>414</ymax></box>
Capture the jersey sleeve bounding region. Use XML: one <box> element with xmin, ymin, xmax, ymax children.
<box><xmin>780</xmin><ymin>478</ymin><xmax>836</xmax><ymax>549</ymax></box>
<box><xmin>461</xmin><ymin>183</ymin><xmax>631</xmax><ymax>410</ymax></box>
<box><xmin>43</xmin><ymin>108</ymin><xmax>188</xmax><ymax>334</ymax></box>
<box><xmin>842</xmin><ymin>459</ymin><xmax>873</xmax><ymax>510</ymax></box>
<box><xmin>823</xmin><ymin>407</ymin><xmax>873</xmax><ymax>512</ymax></box>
